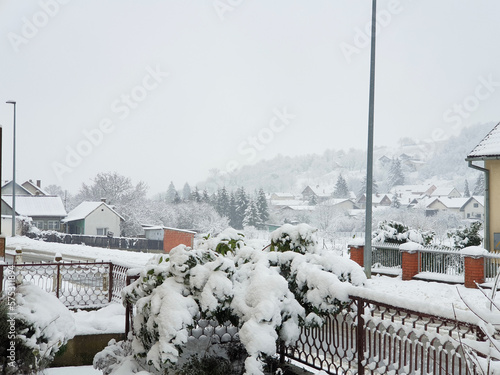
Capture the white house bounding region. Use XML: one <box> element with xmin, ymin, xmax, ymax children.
<box><xmin>63</xmin><ymin>201</ymin><xmax>124</xmax><ymax>236</ymax></box>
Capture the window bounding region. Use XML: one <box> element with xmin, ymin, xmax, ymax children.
<box><xmin>47</xmin><ymin>221</ymin><xmax>60</xmax><ymax>230</ymax></box>
<box><xmin>473</xmin><ymin>203</ymin><xmax>479</xmax><ymax>208</ymax></box>
<box><xmin>97</xmin><ymin>228</ymin><xmax>108</xmax><ymax>236</ymax></box>
<box><xmin>33</xmin><ymin>221</ymin><xmax>44</xmax><ymax>229</ymax></box>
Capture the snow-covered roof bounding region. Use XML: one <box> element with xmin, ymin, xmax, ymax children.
<box><xmin>2</xmin><ymin>196</ymin><xmax>66</xmax><ymax>217</ymax></box>
<box><xmin>21</xmin><ymin>180</ymin><xmax>49</xmax><ymax>196</ymax></box>
<box><xmin>303</xmin><ymin>185</ymin><xmax>334</xmax><ymax>197</ymax></box>
<box><xmin>280</xmin><ymin>205</ymin><xmax>316</xmax><ymax>211</ymax></box>
<box><xmin>430</xmin><ymin>187</ymin><xmax>460</xmax><ymax>197</ymax></box>
<box><xmin>62</xmin><ymin>201</ymin><xmax>124</xmax><ymax>223</ymax></box>
<box><xmin>467</xmin><ymin>122</ymin><xmax>500</xmax><ymax>159</ymax></box>
<box><xmin>427</xmin><ymin>197</ymin><xmax>471</xmax><ymax>210</ymax></box>
<box><xmin>391</xmin><ymin>184</ymin><xmax>436</xmax><ymax>195</ymax></box>
<box><xmin>270</xmin><ymin>199</ymin><xmax>308</xmax><ymax>207</ymax></box>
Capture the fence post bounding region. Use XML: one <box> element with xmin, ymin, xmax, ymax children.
<box><xmin>399</xmin><ymin>242</ymin><xmax>422</xmax><ymax>281</ymax></box>
<box><xmin>348</xmin><ymin>239</ymin><xmax>365</xmax><ymax>268</ymax></box>
<box><xmin>461</xmin><ymin>246</ymin><xmax>487</xmax><ymax>288</ymax></box>
<box><xmin>108</xmin><ymin>263</ymin><xmax>114</xmax><ymax>303</ymax></box>
<box><xmin>356</xmin><ymin>297</ymin><xmax>365</xmax><ymax>374</ymax></box>
<box><xmin>14</xmin><ymin>247</ymin><xmax>22</xmax><ymax>264</ymax></box>
<box><xmin>55</xmin><ymin>256</ymin><xmax>62</xmax><ymax>299</ymax></box>
<box><xmin>0</xmin><ymin>265</ymin><xmax>3</xmax><ymax>294</ymax></box>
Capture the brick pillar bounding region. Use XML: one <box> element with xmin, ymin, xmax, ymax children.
<box><xmin>463</xmin><ymin>256</ymin><xmax>485</xmax><ymax>289</ymax></box>
<box><xmin>349</xmin><ymin>246</ymin><xmax>364</xmax><ymax>267</ymax></box>
<box><xmin>399</xmin><ymin>242</ymin><xmax>422</xmax><ymax>281</ymax></box>
<box><xmin>461</xmin><ymin>246</ymin><xmax>487</xmax><ymax>289</ymax></box>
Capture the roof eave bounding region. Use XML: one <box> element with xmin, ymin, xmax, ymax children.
<box><xmin>465</xmin><ymin>155</ymin><xmax>500</xmax><ymax>161</ymax></box>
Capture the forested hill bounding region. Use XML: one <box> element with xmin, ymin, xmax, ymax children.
<box><xmin>197</xmin><ymin>122</ymin><xmax>496</xmax><ymax>194</ymax></box>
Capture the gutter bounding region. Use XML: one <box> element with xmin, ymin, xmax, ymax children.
<box><xmin>467</xmin><ymin>160</ymin><xmax>490</xmax><ymax>250</ymax></box>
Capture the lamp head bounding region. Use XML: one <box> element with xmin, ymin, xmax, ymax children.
<box><xmin>6</xmin><ymin>101</ymin><xmax>15</xmax><ymax>105</ymax></box>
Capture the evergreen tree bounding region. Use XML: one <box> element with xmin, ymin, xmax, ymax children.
<box><xmin>191</xmin><ymin>186</ymin><xmax>201</xmax><ymax>203</ymax></box>
<box><xmin>201</xmin><ymin>189</ymin><xmax>211</xmax><ymax>204</ymax></box>
<box><xmin>389</xmin><ymin>159</ymin><xmax>405</xmax><ymax>188</ymax></box>
<box><xmin>166</xmin><ymin>182</ymin><xmax>177</xmax><ymax>204</ymax></box>
<box><xmin>333</xmin><ymin>174</ymin><xmax>349</xmax><ymax>199</ymax></box>
<box><xmin>234</xmin><ymin>187</ymin><xmax>249</xmax><ymax>229</ymax></box>
<box><xmin>309</xmin><ymin>194</ymin><xmax>318</xmax><ymax>206</ymax></box>
<box><xmin>173</xmin><ymin>191</ymin><xmax>182</xmax><ymax>204</ymax></box>
<box><xmin>359</xmin><ymin>175</ymin><xmax>379</xmax><ymax>197</ymax></box>
<box><xmin>464</xmin><ymin>179</ymin><xmax>471</xmax><ymax>198</ymax></box>
<box><xmin>473</xmin><ymin>174</ymin><xmax>485</xmax><ymax>196</ymax></box>
<box><xmin>255</xmin><ymin>188</ymin><xmax>269</xmax><ymax>224</ymax></box>
<box><xmin>216</xmin><ymin>187</ymin><xmax>230</xmax><ymax>218</ymax></box>
<box><xmin>182</xmin><ymin>183</ymin><xmax>192</xmax><ymax>201</ymax></box>
<box><xmin>391</xmin><ymin>193</ymin><xmax>401</xmax><ymax>209</ymax></box>
<box><xmin>229</xmin><ymin>191</ymin><xmax>238</xmax><ymax>228</ymax></box>
<box><xmin>243</xmin><ymin>199</ymin><xmax>260</xmax><ymax>228</ymax></box>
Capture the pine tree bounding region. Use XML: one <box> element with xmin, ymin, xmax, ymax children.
<box><xmin>359</xmin><ymin>175</ymin><xmax>378</xmax><ymax>197</ymax></box>
<box><xmin>309</xmin><ymin>194</ymin><xmax>318</xmax><ymax>206</ymax></box>
<box><xmin>182</xmin><ymin>183</ymin><xmax>192</xmax><ymax>201</ymax></box>
<box><xmin>389</xmin><ymin>159</ymin><xmax>405</xmax><ymax>188</ymax></box>
<box><xmin>255</xmin><ymin>188</ymin><xmax>269</xmax><ymax>224</ymax></box>
<box><xmin>391</xmin><ymin>193</ymin><xmax>401</xmax><ymax>209</ymax></box>
<box><xmin>333</xmin><ymin>174</ymin><xmax>350</xmax><ymax>199</ymax></box>
<box><xmin>234</xmin><ymin>187</ymin><xmax>249</xmax><ymax>229</ymax></box>
<box><xmin>166</xmin><ymin>182</ymin><xmax>177</xmax><ymax>203</ymax></box>
<box><xmin>243</xmin><ymin>199</ymin><xmax>260</xmax><ymax>228</ymax></box>
<box><xmin>473</xmin><ymin>174</ymin><xmax>485</xmax><ymax>196</ymax></box>
<box><xmin>464</xmin><ymin>180</ymin><xmax>471</xmax><ymax>198</ymax></box>
<box><xmin>173</xmin><ymin>191</ymin><xmax>182</xmax><ymax>204</ymax></box>
<box><xmin>216</xmin><ymin>187</ymin><xmax>230</xmax><ymax>218</ymax></box>
<box><xmin>202</xmin><ymin>189</ymin><xmax>211</xmax><ymax>204</ymax></box>
<box><xmin>191</xmin><ymin>186</ymin><xmax>201</xmax><ymax>203</ymax></box>
<box><xmin>229</xmin><ymin>191</ymin><xmax>238</xmax><ymax>228</ymax></box>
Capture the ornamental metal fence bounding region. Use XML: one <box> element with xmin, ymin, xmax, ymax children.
<box><xmin>0</xmin><ymin>260</ymin><xmax>130</xmax><ymax>308</ymax></box>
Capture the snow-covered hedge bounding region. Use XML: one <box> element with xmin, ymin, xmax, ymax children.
<box><xmin>95</xmin><ymin>224</ymin><xmax>366</xmax><ymax>375</ymax></box>
<box><xmin>372</xmin><ymin>220</ymin><xmax>435</xmax><ymax>245</ymax></box>
<box><xmin>0</xmin><ymin>283</ymin><xmax>75</xmax><ymax>374</ymax></box>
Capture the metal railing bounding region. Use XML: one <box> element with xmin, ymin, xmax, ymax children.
<box><xmin>371</xmin><ymin>242</ymin><xmax>401</xmax><ymax>269</ymax></box>
<box><xmin>0</xmin><ymin>260</ymin><xmax>130</xmax><ymax>308</ymax></box>
<box><xmin>285</xmin><ymin>295</ymin><xmax>484</xmax><ymax>375</ymax></box>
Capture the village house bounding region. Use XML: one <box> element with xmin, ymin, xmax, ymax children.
<box><xmin>62</xmin><ymin>201</ymin><xmax>124</xmax><ymax>236</ymax></box>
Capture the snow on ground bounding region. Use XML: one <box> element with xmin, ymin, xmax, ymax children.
<box><xmin>7</xmin><ymin>236</ymin><xmax>155</xmax><ymax>266</ymax></box>
<box><xmin>73</xmin><ymin>303</ymin><xmax>126</xmax><ymax>335</ymax></box>
<box><xmin>44</xmin><ymin>366</ymin><xmax>101</xmax><ymax>374</ymax></box>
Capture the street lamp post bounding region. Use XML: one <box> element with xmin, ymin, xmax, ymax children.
<box><xmin>6</xmin><ymin>101</ymin><xmax>16</xmax><ymax>237</ymax></box>
<box><xmin>364</xmin><ymin>0</ymin><xmax>377</xmax><ymax>278</ymax></box>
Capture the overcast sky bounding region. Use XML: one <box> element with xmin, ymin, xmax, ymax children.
<box><xmin>1</xmin><ymin>0</ymin><xmax>500</xmax><ymax>195</ymax></box>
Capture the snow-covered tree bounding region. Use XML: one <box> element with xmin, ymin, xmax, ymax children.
<box><xmin>473</xmin><ymin>174</ymin><xmax>485</xmax><ymax>196</ymax></box>
<box><xmin>447</xmin><ymin>221</ymin><xmax>482</xmax><ymax>249</ymax></box>
<box><xmin>243</xmin><ymin>199</ymin><xmax>260</xmax><ymax>228</ymax></box>
<box><xmin>96</xmin><ymin>225</ymin><xmax>366</xmax><ymax>375</ymax></box>
<box><xmin>255</xmin><ymin>188</ymin><xmax>269</xmax><ymax>224</ymax></box>
<box><xmin>165</xmin><ymin>181</ymin><xmax>177</xmax><ymax>204</ymax></box>
<box><xmin>190</xmin><ymin>186</ymin><xmax>201</xmax><ymax>203</ymax></box>
<box><xmin>234</xmin><ymin>187</ymin><xmax>250</xmax><ymax>229</ymax></box>
<box><xmin>372</xmin><ymin>220</ymin><xmax>435</xmax><ymax>245</ymax></box>
<box><xmin>388</xmin><ymin>159</ymin><xmax>405</xmax><ymax>188</ymax></box>
<box><xmin>75</xmin><ymin>172</ymin><xmax>148</xmax><ymax>236</ymax></box>
<box><xmin>464</xmin><ymin>179</ymin><xmax>471</xmax><ymax>198</ymax></box>
<box><xmin>201</xmin><ymin>189</ymin><xmax>211</xmax><ymax>204</ymax></box>
<box><xmin>359</xmin><ymin>175</ymin><xmax>378</xmax><ymax>197</ymax></box>
<box><xmin>173</xmin><ymin>190</ymin><xmax>182</xmax><ymax>204</ymax></box>
<box><xmin>182</xmin><ymin>182</ymin><xmax>192</xmax><ymax>201</ymax></box>
<box><xmin>333</xmin><ymin>174</ymin><xmax>349</xmax><ymax>198</ymax></box>
<box><xmin>216</xmin><ymin>187</ymin><xmax>230</xmax><ymax>218</ymax></box>
<box><xmin>391</xmin><ymin>193</ymin><xmax>401</xmax><ymax>209</ymax></box>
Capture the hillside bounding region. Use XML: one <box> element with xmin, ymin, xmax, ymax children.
<box><xmin>198</xmin><ymin>122</ymin><xmax>496</xmax><ymax>194</ymax></box>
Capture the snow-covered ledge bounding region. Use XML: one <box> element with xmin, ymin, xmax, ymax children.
<box><xmin>399</xmin><ymin>241</ymin><xmax>424</xmax><ymax>254</ymax></box>
<box><xmin>459</xmin><ymin>246</ymin><xmax>488</xmax><ymax>259</ymax></box>
<box><xmin>347</xmin><ymin>238</ymin><xmax>365</xmax><ymax>248</ymax></box>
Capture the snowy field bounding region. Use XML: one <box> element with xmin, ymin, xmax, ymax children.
<box><xmin>7</xmin><ymin>236</ymin><xmax>498</xmax><ymax>374</ymax></box>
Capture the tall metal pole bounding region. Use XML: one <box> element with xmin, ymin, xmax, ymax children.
<box><xmin>6</xmin><ymin>101</ymin><xmax>16</xmax><ymax>237</ymax></box>
<box><xmin>364</xmin><ymin>0</ymin><xmax>377</xmax><ymax>278</ymax></box>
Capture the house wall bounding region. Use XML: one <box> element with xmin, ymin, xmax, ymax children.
<box><xmin>31</xmin><ymin>216</ymin><xmax>64</xmax><ymax>231</ymax></box>
<box><xmin>85</xmin><ymin>206</ymin><xmax>121</xmax><ymax>236</ymax></box>
<box><xmin>145</xmin><ymin>229</ymin><xmax>164</xmax><ymax>240</ymax></box>
<box><xmin>486</xmin><ymin>160</ymin><xmax>500</xmax><ymax>250</ymax></box>
<box><xmin>462</xmin><ymin>199</ymin><xmax>484</xmax><ymax>220</ymax></box>
<box><xmin>163</xmin><ymin>229</ymin><xmax>195</xmax><ymax>253</ymax></box>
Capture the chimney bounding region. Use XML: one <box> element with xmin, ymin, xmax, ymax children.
<box><xmin>36</xmin><ymin>180</ymin><xmax>41</xmax><ymax>188</ymax></box>
<box><xmin>101</xmin><ymin>198</ymin><xmax>107</xmax><ymax>203</ymax></box>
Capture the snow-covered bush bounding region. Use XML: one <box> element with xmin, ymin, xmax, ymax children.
<box><xmin>447</xmin><ymin>221</ymin><xmax>483</xmax><ymax>249</ymax></box>
<box><xmin>95</xmin><ymin>224</ymin><xmax>366</xmax><ymax>375</ymax></box>
<box><xmin>372</xmin><ymin>220</ymin><xmax>435</xmax><ymax>245</ymax></box>
<box><xmin>0</xmin><ymin>283</ymin><xmax>75</xmax><ymax>374</ymax></box>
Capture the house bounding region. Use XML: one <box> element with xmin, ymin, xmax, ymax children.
<box><xmin>428</xmin><ymin>187</ymin><xmax>462</xmax><ymax>198</ymax></box>
<box><xmin>62</xmin><ymin>201</ymin><xmax>124</xmax><ymax>236</ymax></box>
<box><xmin>391</xmin><ymin>184</ymin><xmax>437</xmax><ymax>197</ymax></box>
<box><xmin>1</xmin><ymin>180</ymin><xmax>33</xmax><ymax>196</ymax></box>
<box><xmin>466</xmin><ymin>121</ymin><xmax>500</xmax><ymax>249</ymax></box>
<box><xmin>1</xmin><ymin>195</ymin><xmax>67</xmax><ymax>232</ymax></box>
<box><xmin>21</xmin><ymin>180</ymin><xmax>47</xmax><ymax>196</ymax></box>
<box><xmin>425</xmin><ymin>196</ymin><xmax>484</xmax><ymax>220</ymax></box>
<box><xmin>356</xmin><ymin>194</ymin><xmax>391</xmax><ymax>209</ymax></box>
<box><xmin>269</xmin><ymin>192</ymin><xmax>296</xmax><ymax>201</ymax></box>
<box><xmin>301</xmin><ymin>185</ymin><xmax>334</xmax><ymax>202</ymax></box>
<box><xmin>142</xmin><ymin>225</ymin><xmax>196</xmax><ymax>252</ymax></box>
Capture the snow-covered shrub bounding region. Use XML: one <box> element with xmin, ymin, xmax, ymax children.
<box><xmin>447</xmin><ymin>221</ymin><xmax>483</xmax><ymax>249</ymax></box>
<box><xmin>372</xmin><ymin>220</ymin><xmax>435</xmax><ymax>245</ymax></box>
<box><xmin>0</xmin><ymin>283</ymin><xmax>75</xmax><ymax>374</ymax></box>
<box><xmin>96</xmin><ymin>225</ymin><xmax>366</xmax><ymax>375</ymax></box>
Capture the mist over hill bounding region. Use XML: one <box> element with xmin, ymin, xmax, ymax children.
<box><xmin>197</xmin><ymin>122</ymin><xmax>496</xmax><ymax>195</ymax></box>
